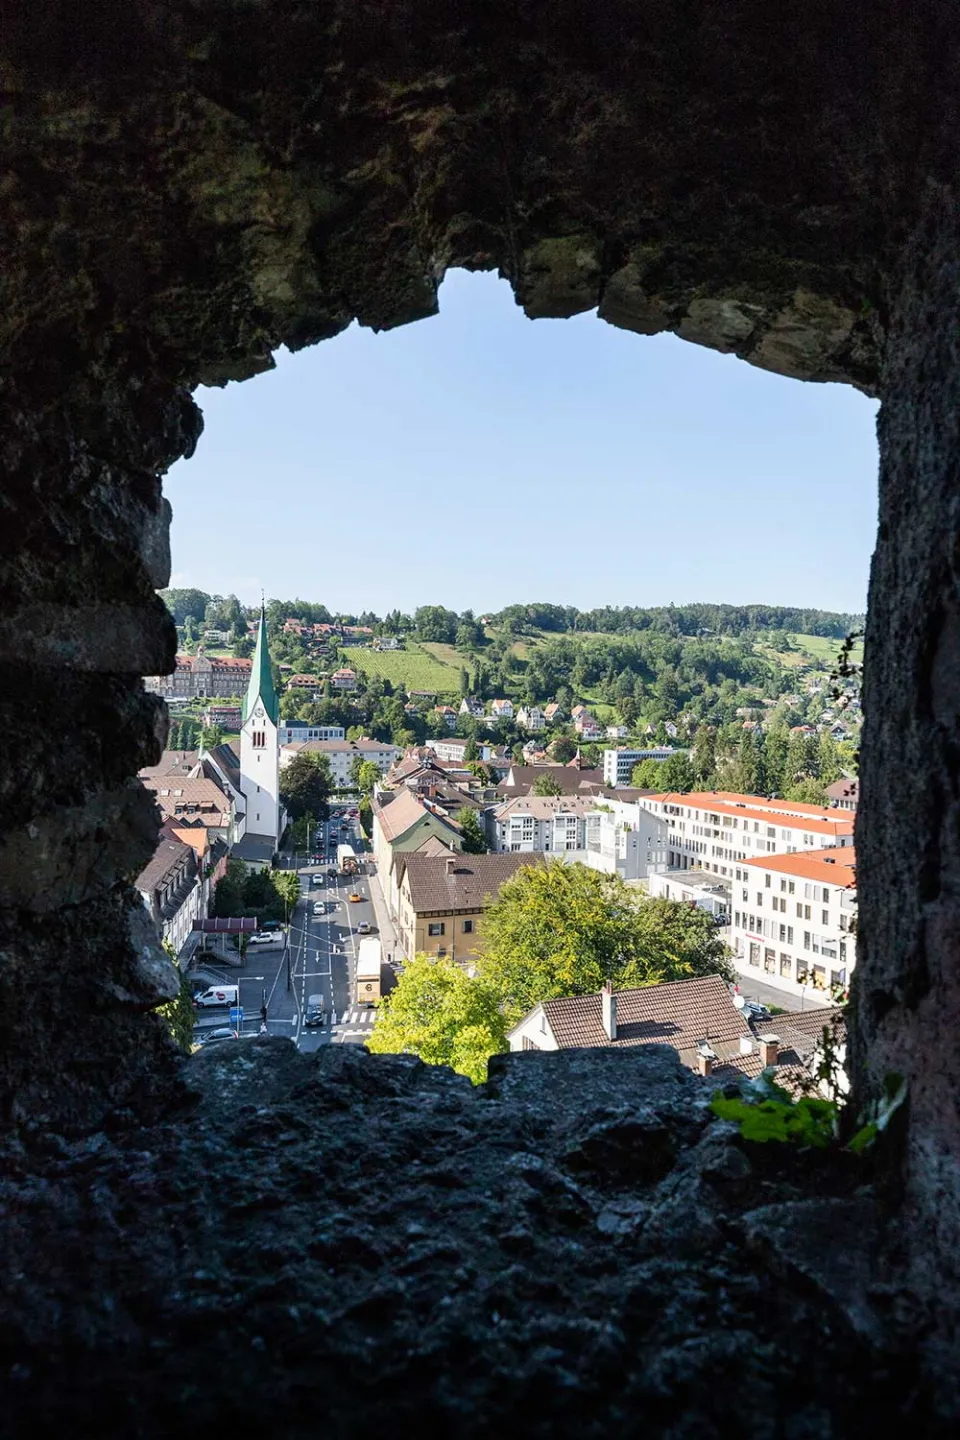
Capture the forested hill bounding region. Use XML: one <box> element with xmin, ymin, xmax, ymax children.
<box><xmin>161</xmin><ymin>589</ymin><xmax>863</xmax><ymax>643</ymax></box>
<box><xmin>489</xmin><ymin>603</ymin><xmax>864</xmax><ymax>639</ymax></box>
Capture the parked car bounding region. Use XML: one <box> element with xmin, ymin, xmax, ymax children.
<box><xmin>198</xmin><ymin>1026</ymin><xmax>239</xmax><ymax>1046</ymax></box>
<box><xmin>248</xmin><ymin>931</ymin><xmax>280</xmax><ymax>945</ymax></box>
<box><xmin>737</xmin><ymin>999</ymin><xmax>771</xmax><ymax>1022</ymax></box>
<box><xmin>259</xmin><ymin>919</ymin><xmax>283</xmax><ymax>932</ymax></box>
<box><xmin>357</xmin><ymin>921</ymin><xmax>373</xmax><ymax>935</ymax></box>
<box><xmin>193</xmin><ymin>985</ymin><xmax>239</xmax><ymax>1009</ymax></box>
<box><xmin>303</xmin><ymin>995</ymin><xmax>326</xmax><ymax>1028</ymax></box>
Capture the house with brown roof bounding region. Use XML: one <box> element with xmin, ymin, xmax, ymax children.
<box><xmin>394</xmin><ymin>851</ymin><xmax>546</xmax><ymax>965</ymax></box>
<box><xmin>141</xmin><ymin>775</ymin><xmax>238</xmax><ymax>844</ymax></box>
<box><xmin>826</xmin><ymin>776</ymin><xmax>859</xmax><ymax>812</ymax></box>
<box><xmin>136</xmin><ymin>835</ymin><xmax>205</xmax><ymax>957</ymax></box>
<box><xmin>371</xmin><ymin>788</ymin><xmax>464</xmax><ymax>914</ymax></box>
<box><xmin>498</xmin><ymin>762</ymin><xmax>605</xmax><ymax>798</ymax></box>
<box><xmin>507</xmin><ymin>974</ymin><xmax>846</xmax><ymax>1094</ymax></box>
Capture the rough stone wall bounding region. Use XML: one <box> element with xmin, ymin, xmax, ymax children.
<box><xmin>0</xmin><ymin>1044</ymin><xmax>926</xmax><ymax>1437</ymax></box>
<box><xmin>2</xmin><ymin>0</ymin><xmax>960</xmax><ymax>1417</ymax></box>
<box><xmin>855</xmin><ymin>182</ymin><xmax>960</xmax><ymax>1386</ymax></box>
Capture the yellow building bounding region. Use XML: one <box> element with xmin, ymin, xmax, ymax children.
<box><xmin>395</xmin><ymin>852</ymin><xmax>546</xmax><ymax>966</ymax></box>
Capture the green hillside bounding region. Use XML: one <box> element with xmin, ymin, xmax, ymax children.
<box><xmin>342</xmin><ymin>643</ymin><xmax>462</xmax><ymax>693</ymax></box>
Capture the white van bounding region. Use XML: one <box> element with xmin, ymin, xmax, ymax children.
<box><xmin>193</xmin><ymin>984</ymin><xmax>239</xmax><ymax>1009</ymax></box>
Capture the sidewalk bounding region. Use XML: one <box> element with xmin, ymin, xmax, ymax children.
<box><xmin>366</xmin><ymin>862</ymin><xmax>399</xmax><ymax>965</ymax></box>
<box><xmin>734</xmin><ymin>974</ymin><xmax>834</xmax><ymax>1013</ymax></box>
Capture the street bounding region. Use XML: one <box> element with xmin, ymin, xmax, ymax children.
<box><xmin>192</xmin><ymin>807</ymin><xmax>385</xmax><ymax>1050</ymax></box>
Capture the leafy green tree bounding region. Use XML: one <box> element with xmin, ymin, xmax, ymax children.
<box><xmin>366</xmin><ymin>954</ymin><xmax>508</xmax><ymax>1084</ymax></box>
<box><xmin>660</xmin><ymin>750</ymin><xmax>696</xmax><ymax>791</ymax></box>
<box><xmin>200</xmin><ymin>723</ymin><xmax>224</xmax><ymax>750</ymax></box>
<box><xmin>785</xmin><ymin>777</ymin><xmax>829</xmax><ymax>805</ymax></box>
<box><xmin>550</xmin><ymin>736</ymin><xmax>577</xmax><ymax>763</ymax></box>
<box><xmin>456</xmin><ymin>808</ymin><xmax>488</xmax><ymax>854</ymax></box>
<box><xmin>464</xmin><ymin>736</ymin><xmax>480</xmax><ymax>762</ymax></box>
<box><xmin>272</xmin><ymin>869</ymin><xmax>301</xmax><ymax>917</ymax></box>
<box><xmin>279</xmin><ymin>751</ymin><xmax>333</xmax><ymax>821</ymax></box>
<box><xmin>213</xmin><ymin>858</ymin><xmax>247</xmax><ymax>918</ymax></box>
<box><xmin>161</xmin><ymin>588</ymin><xmax>210</xmax><ymax>626</ymax></box>
<box><xmin>630</xmin><ymin>757</ymin><xmax>666</xmax><ymax>788</ymax></box>
<box><xmin>156</xmin><ymin>941</ymin><xmax>197</xmax><ymax>1052</ymax></box>
<box><xmin>817</xmin><ymin>731</ymin><xmax>844</xmax><ymax>786</ymax></box>
<box><xmin>692</xmin><ymin>725</ymin><xmax>717</xmax><ymax>786</ymax></box>
<box><xmin>233</xmin><ymin>634</ymin><xmax>254</xmax><ymax>659</ymax></box>
<box><xmin>478</xmin><ymin>861</ymin><xmax>732</xmax><ymax>1024</ymax></box>
<box><xmin>456</xmin><ymin>618</ymin><xmax>483</xmax><ymax>650</ymax></box>
<box><xmin>532</xmin><ymin>773</ymin><xmax>563</xmax><ymax>796</ymax></box>
<box><xmin>354</xmin><ymin>760</ymin><xmax>381</xmax><ymax>795</ymax></box>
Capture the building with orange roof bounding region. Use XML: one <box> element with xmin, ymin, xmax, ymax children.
<box><xmin>639</xmin><ymin>790</ymin><xmax>853</xmax><ymax>881</ymax></box>
<box><xmin>730</xmin><ymin>847</ymin><xmax>856</xmax><ymax>1003</ymax></box>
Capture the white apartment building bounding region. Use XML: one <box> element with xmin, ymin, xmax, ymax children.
<box><xmin>491</xmin><ymin>795</ymin><xmax>596</xmax><ymax>854</ymax></box>
<box><xmin>279</xmin><ymin>737</ymin><xmax>398</xmax><ymax>789</ymax></box>
<box><xmin>602</xmin><ymin>747</ymin><xmax>677</xmax><ymax>787</ymax></box>
<box><xmin>729</xmin><ymin>848</ymin><xmax>857</xmax><ymax>1001</ymax></box>
<box><xmin>648</xmin><ymin>868</ymin><xmax>730</xmax><ymax>920</ymax></box>
<box><xmin>431</xmin><ymin>736</ymin><xmax>495</xmax><ymax>763</ymax></box>
<box><xmin>639</xmin><ymin>791</ymin><xmax>855</xmax><ymax>880</ymax></box>
<box><xmin>582</xmin><ymin>807</ymin><xmax>670</xmax><ymax>882</ymax></box>
<box><xmin>277</xmin><ymin>722</ymin><xmax>346</xmax><ymax>745</ymax></box>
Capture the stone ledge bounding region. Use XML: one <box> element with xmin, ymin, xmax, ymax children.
<box><xmin>0</xmin><ymin>1042</ymin><xmax>932</xmax><ymax>1437</ymax></box>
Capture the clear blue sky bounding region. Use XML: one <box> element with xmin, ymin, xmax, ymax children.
<box><xmin>166</xmin><ymin>269</ymin><xmax>879</xmax><ymax>616</ymax></box>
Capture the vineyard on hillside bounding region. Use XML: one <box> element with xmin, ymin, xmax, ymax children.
<box><xmin>341</xmin><ymin>643</ymin><xmax>462</xmax><ymax>693</ymax></box>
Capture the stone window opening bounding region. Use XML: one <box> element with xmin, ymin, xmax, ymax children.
<box><xmin>2</xmin><ymin>18</ymin><xmax>957</xmax><ymax>1427</ymax></box>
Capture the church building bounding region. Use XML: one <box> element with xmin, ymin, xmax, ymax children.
<box><xmin>232</xmin><ymin>607</ymin><xmax>284</xmax><ymax>868</ymax></box>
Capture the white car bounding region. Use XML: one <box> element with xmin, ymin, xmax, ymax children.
<box><xmin>248</xmin><ymin>931</ymin><xmax>279</xmax><ymax>945</ymax></box>
<box><xmin>313</xmin><ymin>902</ymin><xmax>325</xmax><ymax>916</ymax></box>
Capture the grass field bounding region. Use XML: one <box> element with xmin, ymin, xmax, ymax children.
<box><xmin>342</xmin><ymin>643</ymin><xmax>461</xmax><ymax>693</ymax></box>
<box><xmin>789</xmin><ymin>632</ymin><xmax>863</xmax><ymax>665</ymax></box>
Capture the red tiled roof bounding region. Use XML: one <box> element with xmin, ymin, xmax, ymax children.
<box><xmin>740</xmin><ymin>848</ymin><xmax>856</xmax><ymax>887</ymax></box>
<box><xmin>647</xmin><ymin>791</ymin><xmax>855</xmax><ymax>837</ymax></box>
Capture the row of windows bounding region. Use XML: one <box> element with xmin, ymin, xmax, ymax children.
<box><xmin>735</xmin><ymin>914</ymin><xmax>846</xmax><ymax>960</ymax></box>
<box><xmin>743</xmin><ymin>944</ymin><xmax>844</xmax><ymax>989</ymax></box>
<box><xmin>427</xmin><ymin>920</ymin><xmax>475</xmax><ymax>937</ymax></box>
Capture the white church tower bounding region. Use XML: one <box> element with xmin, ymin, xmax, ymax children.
<box><xmin>238</xmin><ymin>606</ymin><xmax>282</xmax><ymax>861</ymax></box>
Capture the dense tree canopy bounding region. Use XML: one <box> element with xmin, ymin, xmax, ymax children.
<box><xmin>278</xmin><ymin>752</ymin><xmax>333</xmax><ymax>821</ymax></box>
<box><xmin>366</xmin><ymin>955</ymin><xmax>507</xmax><ymax>1084</ymax></box>
<box><xmin>455</xmin><ymin>808</ymin><xmax>488</xmax><ymax>854</ymax></box>
<box><xmin>477</xmin><ymin>861</ymin><xmax>734</xmax><ymax>1024</ymax></box>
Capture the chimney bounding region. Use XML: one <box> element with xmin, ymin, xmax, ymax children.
<box><xmin>445</xmin><ymin>856</ymin><xmax>456</xmax><ymax>875</ymax></box>
<box><xmin>696</xmin><ymin>1040</ymin><xmax>717</xmax><ymax>1076</ymax></box>
<box><xmin>758</xmin><ymin>1033</ymin><xmax>780</xmax><ymax>1068</ymax></box>
<box><xmin>601</xmin><ymin>980</ymin><xmax>617</xmax><ymax>1041</ymax></box>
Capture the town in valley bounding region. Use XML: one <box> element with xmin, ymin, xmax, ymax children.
<box><xmin>142</xmin><ymin>594</ymin><xmax>861</xmax><ymax>1093</ymax></box>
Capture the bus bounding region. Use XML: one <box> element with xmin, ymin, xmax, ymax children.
<box><xmin>355</xmin><ymin>938</ymin><xmax>382</xmax><ymax>1007</ymax></box>
<box><xmin>337</xmin><ymin>843</ymin><xmax>358</xmax><ymax>876</ymax></box>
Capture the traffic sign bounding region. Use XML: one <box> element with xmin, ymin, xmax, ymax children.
<box><xmin>229</xmin><ymin>1006</ymin><xmax>244</xmax><ymax>1025</ymax></box>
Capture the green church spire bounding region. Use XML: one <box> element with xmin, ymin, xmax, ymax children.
<box><xmin>242</xmin><ymin>606</ymin><xmax>279</xmax><ymax>724</ymax></box>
